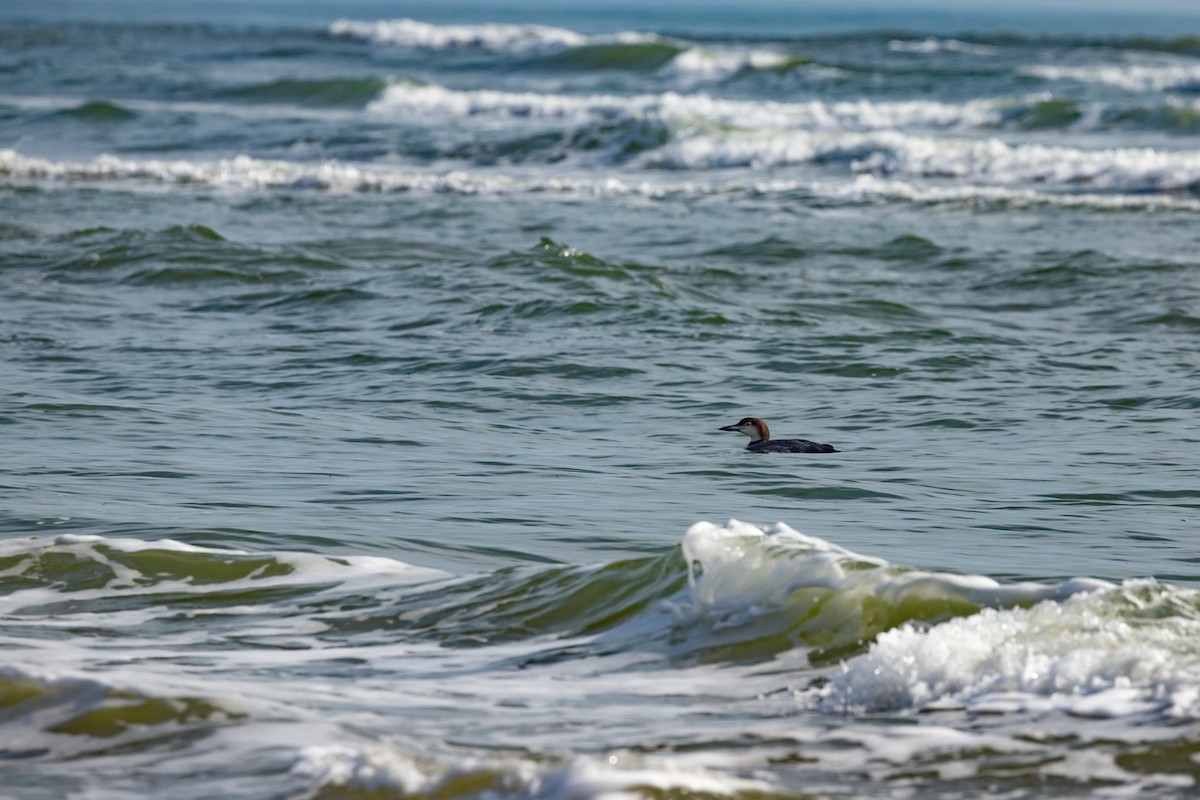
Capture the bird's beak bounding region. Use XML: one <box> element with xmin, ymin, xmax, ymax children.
<box><xmin>718</xmin><ymin>424</ymin><xmax>739</xmax><ymax>431</ymax></box>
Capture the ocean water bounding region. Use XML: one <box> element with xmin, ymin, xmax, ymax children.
<box><xmin>3</xmin><ymin>2</ymin><xmax>1200</xmax><ymax>798</ymax></box>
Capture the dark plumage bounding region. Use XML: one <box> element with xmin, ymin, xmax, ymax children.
<box><xmin>719</xmin><ymin>417</ymin><xmax>837</xmax><ymax>453</ymax></box>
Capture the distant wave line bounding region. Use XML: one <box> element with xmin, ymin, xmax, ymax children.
<box><xmin>4</xmin><ymin>148</ymin><xmax>1200</xmax><ymax>210</ymax></box>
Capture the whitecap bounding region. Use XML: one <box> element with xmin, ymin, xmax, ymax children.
<box><xmin>328</xmin><ymin>18</ymin><xmax>664</xmax><ymax>58</ymax></box>
<box><xmin>681</xmin><ymin>519</ymin><xmax>1106</xmax><ymax>621</ymax></box>
<box><xmin>806</xmin><ymin>578</ymin><xmax>1200</xmax><ymax>720</ymax></box>
<box><xmin>1023</xmin><ymin>63</ymin><xmax>1200</xmax><ymax>93</ymax></box>
<box><xmin>7</xmin><ymin>145</ymin><xmax>1200</xmax><ymax>212</ymax></box>
<box><xmin>294</xmin><ymin>744</ymin><xmax>777</xmax><ymax>799</ymax></box>
<box><xmin>817</xmin><ymin>174</ymin><xmax>1200</xmax><ymax>211</ymax></box>
<box><xmin>329</xmin><ymin>18</ymin><xmax>588</xmax><ymax>55</ymax></box>
<box><xmin>648</xmin><ymin>128</ymin><xmax>1200</xmax><ymax>194</ymax></box>
<box><xmin>888</xmin><ymin>37</ymin><xmax>997</xmax><ymax>56</ymax></box>
<box><xmin>365</xmin><ymin>80</ymin><xmax>1009</xmax><ymax>132</ymax></box>
<box><xmin>365</xmin><ymin>82</ymin><xmax>638</xmax><ymax>124</ymax></box>
<box><xmin>659</xmin><ymin>46</ymin><xmax>792</xmax><ymax>82</ymax></box>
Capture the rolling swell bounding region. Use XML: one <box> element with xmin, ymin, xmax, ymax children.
<box><xmin>0</xmin><ymin>524</ymin><xmax>1112</xmax><ymax>664</ymax></box>
<box><xmin>47</xmin><ymin>100</ymin><xmax>137</xmax><ymax>122</ymax></box>
<box><xmin>8</xmin><ymin>523</ymin><xmax>1197</xmax><ymax>735</ymax></box>
<box><xmin>365</xmin><ymin>80</ymin><xmax>1200</xmax><ymax>140</ymax></box>
<box><xmin>216</xmin><ymin>77</ymin><xmax>391</xmax><ymax>108</ymax></box>
<box><xmin>5</xmin><ymin>108</ymin><xmax>1200</xmax><ymax>206</ymax></box>
<box><xmin>538</xmin><ymin>41</ymin><xmax>683</xmax><ymax>72</ymax></box>
<box><xmin>40</xmin><ymin>224</ymin><xmax>324</xmax><ymax>288</ymax></box>
<box><xmin>0</xmin><ymin>668</ymin><xmax>243</xmax><ymax>761</ymax></box>
<box><xmin>465</xmin><ymin>238</ymin><xmax>679</xmax><ymax>325</ymax></box>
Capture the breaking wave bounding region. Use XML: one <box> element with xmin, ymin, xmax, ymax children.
<box><xmin>5</xmin><ymin>147</ymin><xmax>1200</xmax><ymax>211</ymax></box>
<box><xmin>330</xmin><ymin>18</ymin><xmax>795</xmax><ymax>81</ymax></box>
<box><xmin>5</xmin><ymin>522</ymin><xmax>1200</xmax><ymax>798</ymax></box>
<box><xmin>1025</xmin><ymin>63</ymin><xmax>1200</xmax><ymax>93</ymax></box>
<box><xmin>329</xmin><ymin>18</ymin><xmax>598</xmax><ymax>54</ymax></box>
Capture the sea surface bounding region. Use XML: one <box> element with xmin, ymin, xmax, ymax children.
<box><xmin>3</xmin><ymin>2</ymin><xmax>1200</xmax><ymax>798</ymax></box>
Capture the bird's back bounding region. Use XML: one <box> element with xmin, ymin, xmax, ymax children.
<box><xmin>748</xmin><ymin>438</ymin><xmax>837</xmax><ymax>453</ymax></box>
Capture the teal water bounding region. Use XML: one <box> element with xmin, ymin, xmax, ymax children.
<box><xmin>2</xmin><ymin>2</ymin><xmax>1200</xmax><ymax>798</ymax></box>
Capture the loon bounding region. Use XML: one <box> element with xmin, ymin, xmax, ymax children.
<box><xmin>719</xmin><ymin>417</ymin><xmax>837</xmax><ymax>453</ymax></box>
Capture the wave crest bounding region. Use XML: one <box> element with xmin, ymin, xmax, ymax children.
<box><xmin>1025</xmin><ymin>63</ymin><xmax>1200</xmax><ymax>93</ymax></box>
<box><xmin>808</xmin><ymin>579</ymin><xmax>1200</xmax><ymax>719</ymax></box>
<box><xmin>330</xmin><ymin>18</ymin><xmax>591</xmax><ymax>54</ymax></box>
<box><xmin>680</xmin><ymin>520</ymin><xmax>1107</xmax><ymax>663</ymax></box>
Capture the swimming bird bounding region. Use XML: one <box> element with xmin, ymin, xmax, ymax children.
<box><xmin>719</xmin><ymin>417</ymin><xmax>837</xmax><ymax>453</ymax></box>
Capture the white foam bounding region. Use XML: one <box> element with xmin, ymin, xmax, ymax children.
<box><xmin>34</xmin><ymin>533</ymin><xmax>448</xmax><ymax>582</ymax></box>
<box><xmin>855</xmin><ymin>134</ymin><xmax>1200</xmax><ymax>191</ymax></box>
<box><xmin>328</xmin><ymin>19</ymin><xmax>829</xmax><ymax>84</ymax></box>
<box><xmin>295</xmin><ymin>745</ymin><xmax>776</xmax><ymax>799</ymax></box>
<box><xmin>809</xmin><ymin>579</ymin><xmax>1200</xmax><ymax>720</ymax></box>
<box><xmin>0</xmin><ymin>533</ymin><xmax>449</xmax><ymax>618</ymax></box>
<box><xmin>49</xmin><ymin>532</ymin><xmax>245</xmax><ymax>553</ymax></box>
<box><xmin>7</xmin><ymin>143</ymin><xmax>1200</xmax><ymax>212</ymax></box>
<box><xmin>329</xmin><ymin>18</ymin><xmax>591</xmax><ymax>54</ymax></box>
<box><xmin>0</xmin><ymin>147</ymin><xmax>722</xmax><ymax>198</ymax></box>
<box><xmin>659</xmin><ymin>46</ymin><xmax>791</xmax><ymax>82</ymax></box>
<box><xmin>888</xmin><ymin>37</ymin><xmax>997</xmax><ymax>56</ymax></box>
<box><xmin>365</xmin><ymin>81</ymin><xmax>1006</xmax><ymax>133</ymax></box>
<box><xmin>296</xmin><ymin>743</ymin><xmax>430</xmax><ymax>794</ymax></box>
<box><xmin>682</xmin><ymin>522</ymin><xmax>1200</xmax><ymax>724</ymax></box>
<box><xmin>650</xmin><ymin>128</ymin><xmax>1200</xmax><ymax>192</ymax></box>
<box><xmin>816</xmin><ymin>174</ymin><xmax>1200</xmax><ymax>211</ymax></box>
<box><xmin>681</xmin><ymin>520</ymin><xmax>1107</xmax><ymax>621</ymax></box>
<box><xmin>1024</xmin><ymin>63</ymin><xmax>1200</xmax><ymax>93</ymax></box>
<box><xmin>0</xmin><ymin>148</ymin><xmax>535</xmax><ymax>194</ymax></box>
<box><xmin>328</xmin><ymin>18</ymin><xmax>661</xmax><ymax>58</ymax></box>
<box><xmin>5</xmin><ymin>522</ymin><xmax>1200</xmax><ymax>795</ymax></box>
<box><xmin>366</xmin><ymin>82</ymin><xmax>633</xmax><ymax>124</ymax></box>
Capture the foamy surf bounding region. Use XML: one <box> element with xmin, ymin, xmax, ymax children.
<box><xmin>888</xmin><ymin>36</ymin><xmax>999</xmax><ymax>55</ymax></box>
<box><xmin>675</xmin><ymin>523</ymin><xmax>1200</xmax><ymax>725</ymax></box>
<box><xmin>6</xmin><ymin>148</ymin><xmax>1200</xmax><ymax>211</ymax></box>
<box><xmin>3</xmin><ymin>523</ymin><xmax>1200</xmax><ymax>798</ymax></box>
<box><xmin>363</xmin><ymin>81</ymin><xmax>1008</xmax><ymax>131</ymax></box>
<box><xmin>683</xmin><ymin>520</ymin><xmax>1108</xmax><ymax>613</ymax></box>
<box><xmin>329</xmin><ymin>18</ymin><xmax>596</xmax><ymax>54</ymax></box>
<box><xmin>808</xmin><ymin>579</ymin><xmax>1200</xmax><ymax>719</ymax></box>
<box><xmin>1024</xmin><ymin>63</ymin><xmax>1200</xmax><ymax>93</ymax></box>
<box><xmin>647</xmin><ymin>127</ymin><xmax>1200</xmax><ymax>189</ymax></box>
<box><xmin>330</xmin><ymin>18</ymin><xmax>794</xmax><ymax>82</ymax></box>
<box><xmin>360</xmin><ymin>80</ymin><xmax>1200</xmax><ymax>137</ymax></box>
<box><xmin>295</xmin><ymin>747</ymin><xmax>777</xmax><ymax>800</ymax></box>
